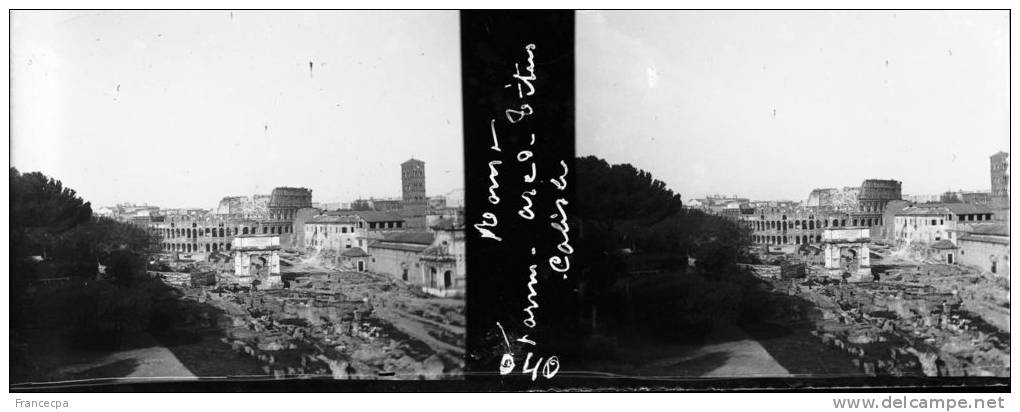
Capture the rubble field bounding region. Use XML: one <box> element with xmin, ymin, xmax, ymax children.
<box><xmin>754</xmin><ymin>243</ymin><xmax>1009</xmax><ymax>377</ymax></box>
<box><xmin>157</xmin><ymin>251</ymin><xmax>465</xmax><ymax>380</ymax></box>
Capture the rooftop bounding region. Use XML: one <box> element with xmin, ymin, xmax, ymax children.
<box><xmin>325</xmin><ymin>210</ymin><xmax>405</xmax><ymax>222</ymax></box>
<box><xmin>929</xmin><ymin>239</ymin><xmax>958</xmax><ymax>250</ymax></box>
<box><xmin>895</xmin><ymin>203</ymin><xmax>993</xmax><ymax>216</ymax></box>
<box><xmin>429</xmin><ymin>217</ymin><xmax>463</xmax><ymax>231</ymax></box>
<box><xmin>959</xmin><ymin>223</ymin><xmax>1010</xmax><ymax>237</ymax></box>
<box><xmin>307</xmin><ymin>215</ymin><xmax>359</xmax><ymax>224</ymax></box>
<box><xmin>382</xmin><ymin>231</ymin><xmax>435</xmax><ymax>245</ymax></box>
<box><xmin>959</xmin><ymin>234</ymin><xmax>1010</xmax><ymax>245</ymax></box>
<box><xmin>340</xmin><ymin>247</ymin><xmax>370</xmax><ymax>258</ymax></box>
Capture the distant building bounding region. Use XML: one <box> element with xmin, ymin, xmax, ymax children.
<box><xmin>151</xmin><ymin>213</ymin><xmax>243</xmax><ymax>258</ymax></box>
<box><xmin>401</xmin><ymin>158</ymin><xmax>427</xmax><ymax>207</ymax></box>
<box><xmin>368</xmin><ymin>231</ymin><xmax>435</xmax><ymax>285</ymax></box>
<box><xmin>95</xmin><ymin>206</ymin><xmax>116</xmax><ymax>218</ymax></box>
<box><xmin>740</xmin><ymin>205</ymin><xmax>864</xmax><ymax>251</ymax></box>
<box><xmin>419</xmin><ymin>218</ymin><xmax>466</xmax><ymax>297</ymax></box>
<box><xmin>444</xmin><ymin>188</ymin><xmax>465</xmax><ymax>208</ymax></box>
<box><xmin>904</xmin><ymin>194</ymin><xmax>942</xmax><ymax>204</ymax></box>
<box><xmin>215</xmin><ymin>195</ymin><xmax>270</xmax><ymax>219</ymax></box>
<box><xmin>805</xmin><ymin>187</ymin><xmax>860</xmax><ymax>211</ymax></box>
<box><xmin>881</xmin><ymin>199</ymin><xmax>910</xmax><ymax>241</ymax></box>
<box><xmin>893</xmin><ymin>203</ymin><xmax>994</xmax><ymax>244</ymax></box>
<box><xmin>304</xmin><ymin>215</ymin><xmax>360</xmax><ymax>252</ymax></box>
<box><xmin>990</xmin><ymin>151</ymin><xmax>1009</xmax><ymax>206</ymax></box>
<box><xmin>339</xmin><ymin>247</ymin><xmax>370</xmax><ymax>272</ymax></box>
<box><xmin>927</xmin><ymin>240</ymin><xmax>959</xmax><ymax>265</ymax></box>
<box><xmin>820</xmin><ymin>227</ymin><xmax>872</xmax><ymax>282</ymax></box>
<box><xmin>370</xmin><ymin>198</ymin><xmax>404</xmax><ymax>212</ymax></box>
<box><xmin>291</xmin><ymin>207</ymin><xmax>322</xmax><ymax>250</ymax></box>
<box><xmin>313</xmin><ymin>201</ymin><xmax>350</xmax><ymax>211</ymax></box>
<box><xmin>940</xmin><ymin>190</ymin><xmax>992</xmax><ymax>205</ymax></box>
<box><xmin>427</xmin><ymin>195</ymin><xmax>447</xmax><ymax>210</ymax></box>
<box><xmin>268</xmin><ymin>187</ymin><xmax>312</xmax><ymax>220</ymax></box>
<box><xmin>426</xmin><ymin>206</ymin><xmax>464</xmax><ymax>229</ymax></box>
<box><xmin>231</xmin><ymin>234</ymin><xmax>281</xmax><ymax>288</ymax></box>
<box><xmin>325</xmin><ymin>210</ymin><xmax>407</xmax><ymax>248</ymax></box>
<box><xmin>267</xmin><ymin>187</ymin><xmax>312</xmax><ymax>249</ymax></box>
<box><xmin>366</xmin><ymin>222</ymin><xmax>465</xmax><ymax>298</ymax></box>
<box><xmin>858</xmin><ymin>179</ymin><xmax>902</xmax><ymax>212</ymax></box>
<box><xmin>954</xmin><ymin>223</ymin><xmax>1009</xmax><ymax>275</ymax></box>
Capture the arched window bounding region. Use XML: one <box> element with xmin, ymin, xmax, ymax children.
<box><xmin>809</xmin><ymin>220</ymin><xmax>815</xmax><ymax>230</ymax></box>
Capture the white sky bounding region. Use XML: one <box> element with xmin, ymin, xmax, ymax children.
<box><xmin>10</xmin><ymin>11</ymin><xmax>464</xmax><ymax>208</ymax></box>
<box><xmin>578</xmin><ymin>11</ymin><xmax>1009</xmax><ymax>201</ymax></box>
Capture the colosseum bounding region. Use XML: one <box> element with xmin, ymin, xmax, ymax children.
<box><xmin>150</xmin><ymin>187</ymin><xmax>312</xmax><ymax>256</ymax></box>
<box><xmin>152</xmin><ymin>214</ymin><xmax>298</xmax><ymax>256</ymax></box>
<box><xmin>740</xmin><ymin>179</ymin><xmax>901</xmax><ymax>248</ymax></box>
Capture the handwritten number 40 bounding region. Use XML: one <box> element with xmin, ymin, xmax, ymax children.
<box><xmin>500</xmin><ymin>352</ymin><xmax>560</xmax><ymax>381</ymax></box>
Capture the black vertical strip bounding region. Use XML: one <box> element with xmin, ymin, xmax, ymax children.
<box><xmin>460</xmin><ymin>10</ymin><xmax>577</xmax><ymax>383</ymax></box>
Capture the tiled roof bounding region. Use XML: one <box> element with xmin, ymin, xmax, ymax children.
<box><xmin>340</xmin><ymin>247</ymin><xmax>369</xmax><ymax>258</ymax></box>
<box><xmin>952</xmin><ymin>223</ymin><xmax>1009</xmax><ymax>236</ymax></box>
<box><xmin>929</xmin><ymin>239</ymin><xmax>957</xmax><ymax>250</ymax></box>
<box><xmin>959</xmin><ymin>234</ymin><xmax>1010</xmax><ymax>245</ymax></box>
<box><xmin>429</xmin><ymin>217</ymin><xmax>463</xmax><ymax>231</ymax></box>
<box><xmin>895</xmin><ymin>207</ymin><xmax>946</xmax><ymax>216</ymax></box>
<box><xmin>896</xmin><ymin>203</ymin><xmax>994</xmax><ymax>217</ymax></box>
<box><xmin>307</xmin><ymin>215</ymin><xmax>358</xmax><ymax>224</ymax></box>
<box><xmin>382</xmin><ymin>231</ymin><xmax>435</xmax><ymax>245</ymax></box>
<box><xmin>369</xmin><ymin>242</ymin><xmax>430</xmax><ymax>253</ymax></box>
<box><xmin>325</xmin><ymin>210</ymin><xmax>404</xmax><ymax>222</ymax></box>
<box><xmin>942</xmin><ymin>203</ymin><xmax>993</xmax><ymax>215</ymax></box>
<box><xmin>967</xmin><ymin>223</ymin><xmax>1010</xmax><ymax>236</ymax></box>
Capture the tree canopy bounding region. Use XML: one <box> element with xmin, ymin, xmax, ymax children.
<box><xmin>576</xmin><ymin>156</ymin><xmax>684</xmax><ymax>232</ymax></box>
<box><xmin>10</xmin><ymin>168</ymin><xmax>93</xmax><ymax>257</ymax></box>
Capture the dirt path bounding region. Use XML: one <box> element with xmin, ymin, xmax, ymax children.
<box><xmin>647</xmin><ymin>323</ymin><xmax>790</xmax><ymax>378</ymax></box>
<box><xmin>579</xmin><ymin>323</ymin><xmax>790</xmax><ymax>378</ymax></box>
<box><xmin>44</xmin><ymin>334</ymin><xmax>196</xmax><ymax>383</ymax></box>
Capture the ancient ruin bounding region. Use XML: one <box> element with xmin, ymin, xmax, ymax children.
<box><xmin>232</xmin><ymin>235</ymin><xmax>282</xmax><ymax>288</ymax></box>
<box><xmin>821</xmin><ymin>227</ymin><xmax>872</xmax><ymax>282</ymax></box>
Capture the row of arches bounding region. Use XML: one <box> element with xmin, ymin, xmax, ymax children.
<box><xmin>161</xmin><ymin>224</ymin><xmax>294</xmax><ymax>239</ymax></box>
<box><xmin>753</xmin><ymin>234</ymin><xmax>822</xmax><ymax>245</ymax></box>
<box><xmin>163</xmin><ymin>242</ymin><xmax>231</xmax><ymax>253</ymax></box>
<box><xmin>750</xmin><ymin>217</ymin><xmax>883</xmax><ymax>231</ymax></box>
<box><xmin>269</xmin><ymin>209</ymin><xmax>298</xmax><ymax>220</ymax></box>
